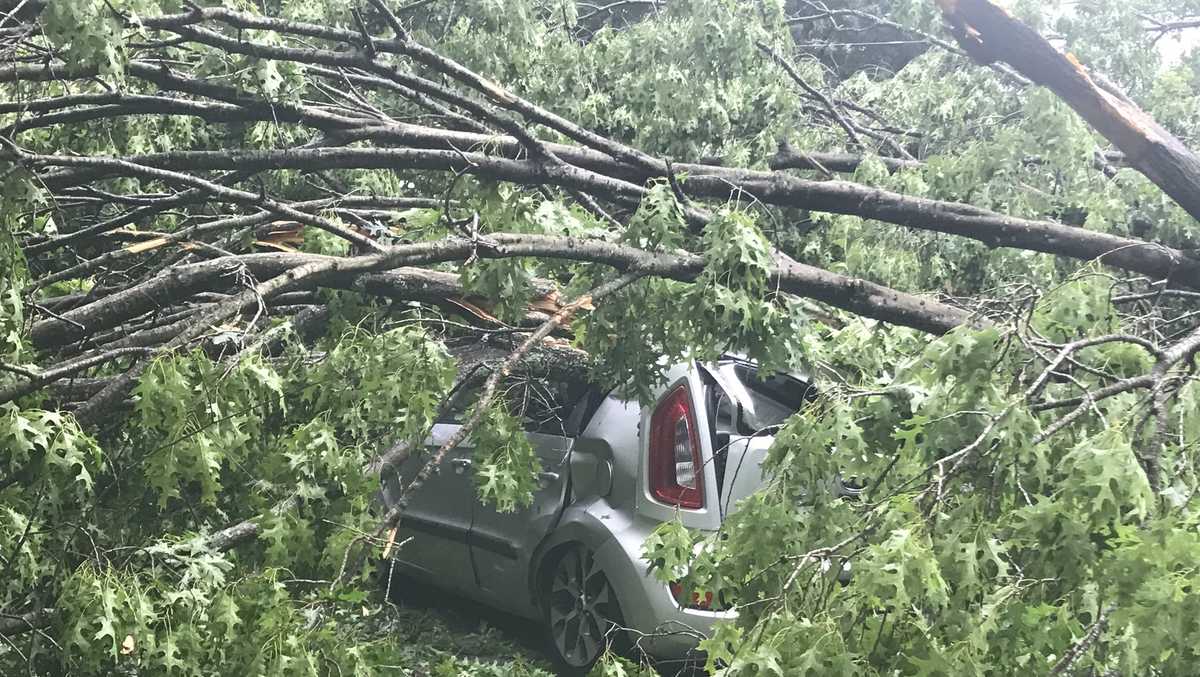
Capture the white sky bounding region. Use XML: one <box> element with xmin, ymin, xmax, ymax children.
<box><xmin>1159</xmin><ymin>28</ymin><xmax>1200</xmax><ymax>66</ymax></box>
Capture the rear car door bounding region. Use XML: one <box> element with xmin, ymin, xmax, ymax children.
<box><xmin>468</xmin><ymin>374</ymin><xmax>581</xmax><ymax>610</ymax></box>
<box><xmin>379</xmin><ymin>381</ymin><xmax>482</xmax><ymax>593</ymax></box>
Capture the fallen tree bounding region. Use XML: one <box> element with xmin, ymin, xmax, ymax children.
<box><xmin>1</xmin><ymin>0</ymin><xmax>1199</xmax><ymax>674</ymax></box>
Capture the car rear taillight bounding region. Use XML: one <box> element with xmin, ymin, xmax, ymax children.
<box><xmin>669</xmin><ymin>581</ymin><xmax>718</xmax><ymax>610</ymax></box>
<box><xmin>649</xmin><ymin>386</ymin><xmax>704</xmax><ymax>509</ymax></box>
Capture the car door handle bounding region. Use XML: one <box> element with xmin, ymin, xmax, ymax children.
<box><xmin>537</xmin><ymin>471</ymin><xmax>560</xmax><ymax>487</ymax></box>
<box><xmin>450</xmin><ymin>458</ymin><xmax>472</xmax><ymax>474</ymax></box>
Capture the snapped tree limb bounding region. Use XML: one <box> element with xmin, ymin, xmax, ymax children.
<box><xmin>936</xmin><ymin>0</ymin><xmax>1200</xmax><ymax>222</ymax></box>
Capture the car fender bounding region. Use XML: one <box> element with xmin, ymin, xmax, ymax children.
<box><xmin>528</xmin><ymin>498</ymin><xmax>667</xmax><ymax>639</ymax></box>
<box><xmin>527</xmin><ymin>498</ymin><xmax>635</xmax><ymax>602</ymax></box>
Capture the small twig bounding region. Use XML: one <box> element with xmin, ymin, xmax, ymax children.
<box><xmin>365</xmin><ymin>0</ymin><xmax>409</xmax><ymax>40</ymax></box>
<box><xmin>1049</xmin><ymin>606</ymin><xmax>1112</xmax><ymax>675</ymax></box>
<box><xmin>664</xmin><ymin>158</ymin><xmax>691</xmax><ymax>207</ymax></box>
<box><xmin>350</xmin><ymin>8</ymin><xmax>377</xmax><ymax>57</ymax></box>
<box><xmin>756</xmin><ymin>41</ymin><xmax>864</xmax><ymax>148</ymax></box>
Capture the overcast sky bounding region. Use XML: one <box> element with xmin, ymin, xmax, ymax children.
<box><xmin>1159</xmin><ymin>28</ymin><xmax>1200</xmax><ymax>66</ymax></box>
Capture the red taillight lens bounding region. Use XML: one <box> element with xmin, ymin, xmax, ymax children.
<box><xmin>669</xmin><ymin>581</ymin><xmax>716</xmax><ymax>610</ymax></box>
<box><xmin>649</xmin><ymin>385</ymin><xmax>703</xmax><ymax>509</ymax></box>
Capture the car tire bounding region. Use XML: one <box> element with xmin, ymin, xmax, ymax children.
<box><xmin>541</xmin><ymin>544</ymin><xmax>626</xmax><ymax>675</ymax></box>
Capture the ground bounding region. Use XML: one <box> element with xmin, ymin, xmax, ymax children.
<box><xmin>362</xmin><ymin>569</ymin><xmax>693</xmax><ymax>676</ymax></box>
<box><xmin>360</xmin><ymin>576</ymin><xmax>557</xmax><ymax>676</ymax></box>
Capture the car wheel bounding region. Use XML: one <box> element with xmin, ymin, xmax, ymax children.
<box><xmin>542</xmin><ymin>544</ymin><xmax>625</xmax><ymax>674</ymax></box>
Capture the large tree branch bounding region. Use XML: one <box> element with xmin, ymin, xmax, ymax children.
<box><xmin>29</xmin><ymin>146</ymin><xmax>1200</xmax><ymax>287</ymax></box>
<box><xmin>29</xmin><ymin>234</ymin><xmax>971</xmax><ymax>356</ymax></box>
<box><xmin>8</xmin><ymin>12</ymin><xmax>1187</xmax><ymax>289</ymax></box>
<box><xmin>4</xmin><ymin>144</ymin><xmax>385</xmax><ymax>253</ymax></box>
<box><xmin>936</xmin><ymin>0</ymin><xmax>1200</xmax><ymax>222</ymax></box>
<box><xmin>142</xmin><ymin>5</ymin><xmax>669</xmax><ymax>176</ymax></box>
<box><xmin>0</xmin><ymin>347</ymin><xmax>153</xmax><ymax>405</ymax></box>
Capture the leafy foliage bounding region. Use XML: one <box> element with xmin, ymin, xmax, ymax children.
<box><xmin>470</xmin><ymin>398</ymin><xmax>542</xmax><ymax>513</ymax></box>
<box><xmin>2</xmin><ymin>0</ymin><xmax>1200</xmax><ymax>675</ymax></box>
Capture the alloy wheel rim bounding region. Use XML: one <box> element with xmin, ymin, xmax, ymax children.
<box><xmin>548</xmin><ymin>548</ymin><xmax>616</xmax><ymax>667</ymax></box>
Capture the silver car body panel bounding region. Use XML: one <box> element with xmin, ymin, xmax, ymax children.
<box><xmin>717</xmin><ymin>434</ymin><xmax>772</xmax><ymax>516</ymax></box>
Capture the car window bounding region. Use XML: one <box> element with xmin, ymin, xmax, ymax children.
<box><xmin>505</xmin><ymin>375</ymin><xmax>585</xmax><ymax>436</ymax></box>
<box><xmin>713</xmin><ymin>361</ymin><xmax>814</xmax><ymax>433</ymax></box>
<box><xmin>437</xmin><ymin>369</ymin><xmax>584</xmax><ymax>436</ymax></box>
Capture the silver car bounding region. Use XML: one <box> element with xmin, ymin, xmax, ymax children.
<box><xmin>378</xmin><ymin>356</ymin><xmax>812</xmax><ymax>673</ymax></box>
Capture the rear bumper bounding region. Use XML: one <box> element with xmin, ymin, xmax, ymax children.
<box><xmin>621</xmin><ymin>580</ymin><xmax>730</xmax><ymax>664</ymax></box>
<box><xmin>589</xmin><ymin>511</ymin><xmax>735</xmax><ymax>662</ymax></box>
